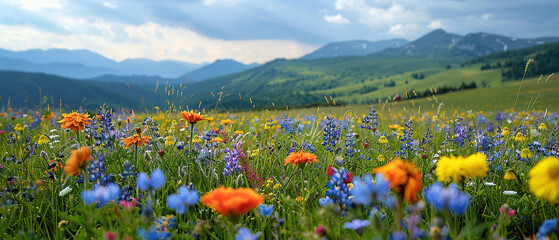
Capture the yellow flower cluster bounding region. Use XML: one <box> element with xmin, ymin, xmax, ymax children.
<box><xmin>164</xmin><ymin>136</ymin><xmax>174</xmax><ymax>146</ymax></box>
<box><xmin>435</xmin><ymin>152</ymin><xmax>488</xmax><ymax>183</ymax></box>
<box><xmin>259</xmin><ymin>179</ymin><xmax>282</xmax><ymax>204</ymax></box>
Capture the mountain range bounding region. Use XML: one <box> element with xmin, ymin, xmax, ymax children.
<box><xmin>1</xmin><ymin>28</ymin><xmax>559</xmax><ymax>111</ymax></box>
<box><xmin>0</xmin><ymin>48</ymin><xmax>206</xmax><ymax>78</ymax></box>
<box><xmin>0</xmin><ymin>48</ymin><xmax>260</xmax><ymax>83</ymax></box>
<box><xmin>374</xmin><ymin>29</ymin><xmax>559</xmax><ymax>62</ymax></box>
<box><xmin>178</xmin><ymin>59</ymin><xmax>259</xmax><ymax>82</ymax></box>
<box><xmin>301</xmin><ymin>39</ymin><xmax>409</xmax><ymax>60</ymax></box>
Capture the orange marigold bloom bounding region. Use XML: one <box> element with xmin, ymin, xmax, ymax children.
<box><xmin>374</xmin><ymin>159</ymin><xmax>422</xmax><ymax>203</ymax></box>
<box><xmin>284</xmin><ymin>150</ymin><xmax>318</xmax><ymax>166</ymax></box>
<box><xmin>180</xmin><ymin>111</ymin><xmax>208</xmax><ymax>124</ymax></box>
<box><xmin>64</xmin><ymin>147</ymin><xmax>92</xmax><ymax>176</ymax></box>
<box><xmin>58</xmin><ymin>112</ymin><xmax>91</xmax><ymax>131</ymax></box>
<box><xmin>122</xmin><ymin>134</ymin><xmax>151</xmax><ymax>149</ymax></box>
<box><xmin>200</xmin><ymin>186</ymin><xmax>264</xmax><ymax>217</ymax></box>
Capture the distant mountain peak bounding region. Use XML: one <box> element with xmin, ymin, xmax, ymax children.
<box><xmin>178</xmin><ymin>58</ymin><xmax>258</xmax><ymax>82</ymax></box>
<box><xmin>301</xmin><ymin>38</ymin><xmax>410</xmax><ymax>60</ymax></box>
<box><xmin>374</xmin><ymin>29</ymin><xmax>559</xmax><ymax>62</ymax></box>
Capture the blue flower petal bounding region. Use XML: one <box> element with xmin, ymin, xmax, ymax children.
<box><xmin>137</xmin><ymin>172</ymin><xmax>150</xmax><ymax>191</ymax></box>
<box><xmin>150</xmin><ymin>169</ymin><xmax>166</xmax><ymax>190</ymax></box>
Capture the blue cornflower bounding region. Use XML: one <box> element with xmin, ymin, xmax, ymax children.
<box><xmin>137</xmin><ymin>169</ymin><xmax>166</xmax><ymax>191</ymax></box>
<box><xmin>81</xmin><ymin>183</ymin><xmax>121</xmax><ymax>207</ymax></box>
<box><xmin>424</xmin><ymin>182</ymin><xmax>471</xmax><ymax>215</ymax></box>
<box><xmin>319</xmin><ymin>197</ymin><xmax>334</xmax><ymax>206</ymax></box>
<box><xmin>536</xmin><ymin>219</ymin><xmax>558</xmax><ymax>240</ymax></box>
<box><xmin>344</xmin><ymin>219</ymin><xmax>370</xmax><ymax>233</ymax></box>
<box><xmin>258</xmin><ymin>204</ymin><xmax>273</xmax><ymax>217</ymax></box>
<box><xmin>235</xmin><ymin>227</ymin><xmax>261</xmax><ymax>240</ymax></box>
<box><xmin>350</xmin><ymin>173</ymin><xmax>390</xmax><ymax>206</ymax></box>
<box><xmin>166</xmin><ymin>186</ymin><xmax>199</xmax><ymax>215</ymax></box>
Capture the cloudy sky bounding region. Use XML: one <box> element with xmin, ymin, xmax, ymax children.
<box><xmin>1</xmin><ymin>0</ymin><xmax>558</xmax><ymax>64</ymax></box>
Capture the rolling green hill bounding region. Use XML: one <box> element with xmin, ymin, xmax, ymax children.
<box><xmin>464</xmin><ymin>42</ymin><xmax>559</xmax><ymax>80</ymax></box>
<box><xmin>1</xmin><ymin>41</ymin><xmax>558</xmax><ymax>112</ymax></box>
<box><xmin>0</xmin><ymin>71</ymin><xmax>161</xmax><ymax>110</ymax></box>
<box><xmin>177</xmin><ymin>41</ymin><xmax>559</xmax><ymax>111</ymax></box>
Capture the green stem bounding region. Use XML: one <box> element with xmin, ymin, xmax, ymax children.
<box><xmin>283</xmin><ymin>165</ymin><xmax>298</xmax><ymax>188</ymax></box>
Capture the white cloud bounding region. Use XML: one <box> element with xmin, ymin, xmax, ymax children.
<box><xmin>335</xmin><ymin>0</ymin><xmax>367</xmax><ymax>11</ymax></box>
<box><xmin>202</xmin><ymin>0</ymin><xmax>238</xmax><ymax>6</ymax></box>
<box><xmin>102</xmin><ymin>2</ymin><xmax>117</xmax><ymax>9</ymax></box>
<box><xmin>428</xmin><ymin>20</ymin><xmax>445</xmax><ymax>29</ymax></box>
<box><xmin>324</xmin><ymin>14</ymin><xmax>350</xmax><ymax>24</ymax></box>
<box><xmin>17</xmin><ymin>0</ymin><xmax>66</xmax><ymax>12</ymax></box>
<box><xmin>388</xmin><ymin>24</ymin><xmax>418</xmax><ymax>35</ymax></box>
<box><xmin>0</xmin><ymin>21</ymin><xmax>318</xmax><ymax>64</ymax></box>
<box><xmin>482</xmin><ymin>13</ymin><xmax>493</xmax><ymax>20</ymax></box>
<box><xmin>333</xmin><ymin>0</ymin><xmax>427</xmax><ymax>29</ymax></box>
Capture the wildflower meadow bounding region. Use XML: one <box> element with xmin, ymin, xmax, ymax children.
<box><xmin>1</xmin><ymin>94</ymin><xmax>559</xmax><ymax>240</ymax></box>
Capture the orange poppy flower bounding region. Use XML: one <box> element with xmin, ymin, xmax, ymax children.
<box><xmin>58</xmin><ymin>112</ymin><xmax>91</xmax><ymax>131</ymax></box>
<box><xmin>180</xmin><ymin>111</ymin><xmax>208</xmax><ymax>124</ymax></box>
<box><xmin>374</xmin><ymin>159</ymin><xmax>422</xmax><ymax>203</ymax></box>
<box><xmin>64</xmin><ymin>147</ymin><xmax>92</xmax><ymax>176</ymax></box>
<box><xmin>211</xmin><ymin>137</ymin><xmax>224</xmax><ymax>143</ymax></box>
<box><xmin>284</xmin><ymin>150</ymin><xmax>318</xmax><ymax>166</ymax></box>
<box><xmin>200</xmin><ymin>186</ymin><xmax>264</xmax><ymax>217</ymax></box>
<box><xmin>121</xmin><ymin>134</ymin><xmax>151</xmax><ymax>149</ymax></box>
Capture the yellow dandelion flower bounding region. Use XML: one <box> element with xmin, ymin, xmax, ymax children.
<box><xmin>435</xmin><ymin>152</ymin><xmax>488</xmax><ymax>183</ymax></box>
<box><xmin>192</xmin><ymin>135</ymin><xmax>201</xmax><ymax>143</ymax></box>
<box><xmin>529</xmin><ymin>157</ymin><xmax>559</xmax><ymax>202</ymax></box>
<box><xmin>295</xmin><ymin>196</ymin><xmax>305</xmax><ymax>203</ymax></box>
<box><xmin>538</xmin><ymin>123</ymin><xmax>547</xmax><ymax>130</ymax></box>
<box><xmin>14</xmin><ymin>124</ymin><xmax>23</xmax><ymax>132</ymax></box>
<box><xmin>377</xmin><ymin>155</ymin><xmax>385</xmax><ymax>162</ymax></box>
